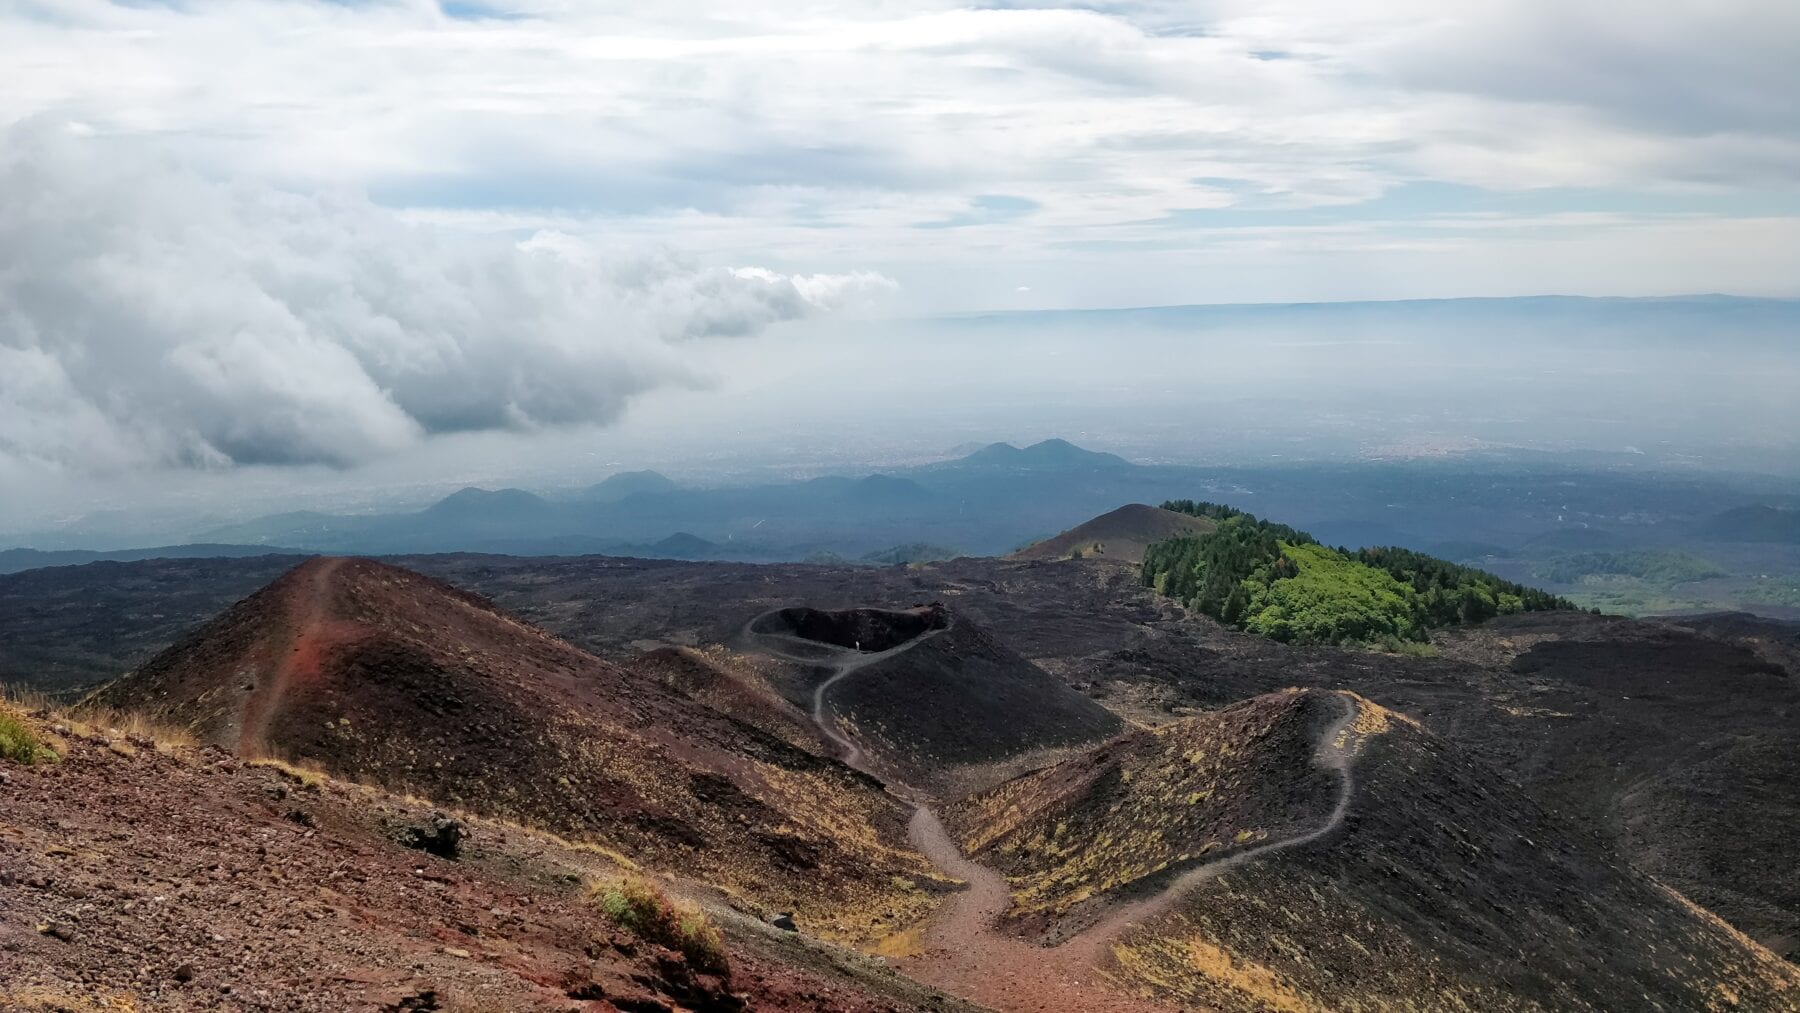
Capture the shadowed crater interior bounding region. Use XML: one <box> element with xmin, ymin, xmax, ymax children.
<box><xmin>756</xmin><ymin>604</ymin><xmax>949</xmax><ymax>652</ymax></box>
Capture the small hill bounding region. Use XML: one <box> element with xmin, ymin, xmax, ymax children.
<box><xmin>84</xmin><ymin>558</ymin><xmax>939</xmax><ymax>943</ymax></box>
<box><xmin>861</xmin><ymin>542</ymin><xmax>963</xmax><ymax>566</ymax></box>
<box><xmin>956</xmin><ymin>438</ymin><xmax>1132</xmax><ymax>471</ymax></box>
<box><xmin>583</xmin><ymin>469</ymin><xmax>681</xmax><ymax>502</ymax></box>
<box><xmin>422</xmin><ymin>486</ymin><xmax>556</xmax><ymax>520</ymax></box>
<box><xmin>743</xmin><ymin>604</ymin><xmax>1122</xmax><ymax>787</ymax></box>
<box><xmin>650</xmin><ymin>531</ymin><xmax>718</xmax><ymax>558</ymax></box>
<box><xmin>945</xmin><ymin>689</ymin><xmax>1341</xmax><ymax>937</ymax></box>
<box><xmin>1143</xmin><ymin>504</ymin><xmax>1576</xmax><ymax>645</ymax></box>
<box><xmin>1013</xmin><ymin>503</ymin><xmax>1217</xmax><ymax>563</ymax></box>
<box><xmin>954</xmin><ymin>689</ymin><xmax>1800</xmax><ymax>1012</ymax></box>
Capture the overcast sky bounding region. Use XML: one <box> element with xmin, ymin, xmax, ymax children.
<box><xmin>3</xmin><ymin>0</ymin><xmax>1798</xmax><ymax>532</ymax></box>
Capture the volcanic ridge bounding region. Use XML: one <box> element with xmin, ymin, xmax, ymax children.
<box><xmin>85</xmin><ymin>557</ymin><xmax>938</xmax><ymax>943</ymax></box>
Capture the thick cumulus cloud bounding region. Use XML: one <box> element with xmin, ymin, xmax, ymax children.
<box><xmin>0</xmin><ymin>124</ymin><xmax>890</xmax><ymax>470</ymax></box>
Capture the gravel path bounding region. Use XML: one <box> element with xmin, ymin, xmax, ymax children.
<box><xmin>746</xmin><ymin>607</ymin><xmax>1364</xmax><ymax>1013</ymax></box>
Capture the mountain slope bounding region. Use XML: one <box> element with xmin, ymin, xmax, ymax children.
<box><xmin>583</xmin><ymin>469</ymin><xmax>682</xmax><ymax>502</ymax></box>
<box><xmin>952</xmin><ymin>438</ymin><xmax>1132</xmax><ymax>471</ymax></box>
<box><xmin>1013</xmin><ymin>503</ymin><xmax>1218</xmax><ymax>563</ymax></box>
<box><xmin>0</xmin><ymin>704</ymin><xmax>982</xmax><ymax>1013</ymax></box>
<box><xmin>741</xmin><ymin>604</ymin><xmax>1122</xmax><ymax>788</ymax></box>
<box><xmin>955</xmin><ymin>689</ymin><xmax>1800</xmax><ymax>1011</ymax></box>
<box><xmin>83</xmin><ymin>557</ymin><xmax>938</xmax><ymax>943</ymax></box>
<box><xmin>946</xmin><ymin>689</ymin><xmax>1341</xmax><ymax>937</ymax></box>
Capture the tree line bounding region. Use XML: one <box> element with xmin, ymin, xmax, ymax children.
<box><xmin>1144</xmin><ymin>501</ymin><xmax>1583</xmax><ymax>645</ymax></box>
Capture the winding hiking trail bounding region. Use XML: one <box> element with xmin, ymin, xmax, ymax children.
<box><xmin>1054</xmin><ymin>693</ymin><xmax>1360</xmax><ymax>969</ymax></box>
<box><xmin>742</xmin><ymin>609</ymin><xmax>1363</xmax><ymax>1013</ymax></box>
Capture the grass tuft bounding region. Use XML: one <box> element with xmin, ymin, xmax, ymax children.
<box><xmin>0</xmin><ymin>706</ymin><xmax>49</xmax><ymax>765</ymax></box>
<box><xmin>0</xmin><ymin>688</ymin><xmax>56</xmax><ymax>765</ymax></box>
<box><xmin>64</xmin><ymin>702</ymin><xmax>198</xmax><ymax>753</ymax></box>
<box><xmin>249</xmin><ymin>757</ymin><xmax>330</xmax><ymax>789</ymax></box>
<box><xmin>587</xmin><ymin>876</ymin><xmax>729</xmax><ymax>976</ymax></box>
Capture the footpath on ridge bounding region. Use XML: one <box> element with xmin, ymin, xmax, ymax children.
<box><xmin>742</xmin><ymin>607</ymin><xmax>1365</xmax><ymax>1013</ymax></box>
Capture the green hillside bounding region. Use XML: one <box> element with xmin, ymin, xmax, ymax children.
<box><xmin>1143</xmin><ymin>502</ymin><xmax>1580</xmax><ymax>646</ymax></box>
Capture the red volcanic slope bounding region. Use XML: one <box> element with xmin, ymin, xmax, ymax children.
<box><xmin>88</xmin><ymin>557</ymin><xmax>931</xmax><ymax>936</ymax></box>
<box><xmin>1</xmin><ymin>706</ymin><xmax>987</xmax><ymax>1013</ymax></box>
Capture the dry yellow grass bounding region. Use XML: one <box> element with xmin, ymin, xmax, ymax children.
<box><xmin>70</xmin><ymin>706</ymin><xmax>199</xmax><ymax>751</ymax></box>
<box><xmin>586</xmin><ymin>874</ymin><xmax>730</xmax><ymax>975</ymax></box>
<box><xmin>868</xmin><ymin>921</ymin><xmax>927</xmax><ymax>959</ymax></box>
<box><xmin>0</xmin><ymin>988</ymin><xmax>141</xmax><ymax>1012</ymax></box>
<box><xmin>247</xmin><ymin>756</ymin><xmax>330</xmax><ymax>788</ymax></box>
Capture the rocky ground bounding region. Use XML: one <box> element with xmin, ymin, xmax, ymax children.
<box><xmin>0</xmin><ymin>709</ymin><xmax>984</xmax><ymax>1013</ymax></box>
<box><xmin>5</xmin><ymin>549</ymin><xmax>1800</xmax><ymax>1007</ymax></box>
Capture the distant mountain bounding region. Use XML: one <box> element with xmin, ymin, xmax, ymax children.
<box><xmin>581</xmin><ymin>469</ymin><xmax>681</xmax><ymax>503</ymax></box>
<box><xmin>951</xmin><ymin>438</ymin><xmax>1131</xmax><ymax>471</ymax></box>
<box><xmin>649</xmin><ymin>531</ymin><xmax>717</xmax><ymax>558</ymax></box>
<box><xmin>1700</xmin><ymin>505</ymin><xmax>1800</xmax><ymax>543</ymax></box>
<box><xmin>1012</xmin><ymin>503</ymin><xmax>1217</xmax><ymax>563</ymax></box>
<box><xmin>90</xmin><ymin>446</ymin><xmax>1800</xmax><ymax>591</ymax></box>
<box><xmin>861</xmin><ymin>542</ymin><xmax>963</xmax><ymax>566</ymax></box>
<box><xmin>423</xmin><ymin>486</ymin><xmax>556</xmax><ymax>520</ymax></box>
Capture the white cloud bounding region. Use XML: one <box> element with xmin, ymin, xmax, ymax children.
<box><xmin>0</xmin><ymin>121</ymin><xmax>888</xmax><ymax>471</ymax></box>
<box><xmin>0</xmin><ymin>1</ymin><xmax>1795</xmax><ymax>324</ymax></box>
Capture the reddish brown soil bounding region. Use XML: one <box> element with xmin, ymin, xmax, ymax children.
<box><xmin>896</xmin><ymin>805</ymin><xmax>1185</xmax><ymax>1013</ymax></box>
<box><xmin>0</xmin><ymin>721</ymin><xmax>967</xmax><ymax>1013</ymax></box>
<box><xmin>238</xmin><ymin>556</ymin><xmax>365</xmax><ymax>757</ymax></box>
<box><xmin>84</xmin><ymin>558</ymin><xmax>937</xmax><ymax>944</ymax></box>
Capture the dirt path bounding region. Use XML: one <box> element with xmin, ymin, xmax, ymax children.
<box><xmin>740</xmin><ymin>608</ymin><xmax>955</xmax><ymax>777</ymax></box>
<box><xmin>237</xmin><ymin>556</ymin><xmax>346</xmax><ymax>757</ymax></box>
<box><xmin>901</xmin><ymin>805</ymin><xmax>1175</xmax><ymax>1012</ymax></box>
<box><xmin>1054</xmin><ymin>692</ymin><xmax>1360</xmax><ymax>968</ymax></box>
<box><xmin>744</xmin><ymin>610</ymin><xmax>1363</xmax><ymax>1012</ymax></box>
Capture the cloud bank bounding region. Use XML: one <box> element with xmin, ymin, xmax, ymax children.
<box><xmin>4</xmin><ymin>1</ymin><xmax>1796</xmax><ymax>312</ymax></box>
<box><xmin>0</xmin><ymin>123</ymin><xmax>890</xmax><ymax>471</ymax></box>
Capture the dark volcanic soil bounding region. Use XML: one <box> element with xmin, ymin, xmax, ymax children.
<box><xmin>739</xmin><ymin>603</ymin><xmax>1121</xmax><ymax>790</ymax></box>
<box><xmin>947</xmin><ymin>689</ymin><xmax>1344</xmax><ymax>941</ymax></box>
<box><xmin>757</xmin><ymin>605</ymin><xmax>949</xmax><ymax>652</ymax></box>
<box><xmin>7</xmin><ymin>550</ymin><xmax>1800</xmax><ymax>965</ymax></box>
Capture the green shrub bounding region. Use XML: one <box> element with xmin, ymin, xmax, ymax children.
<box><xmin>0</xmin><ymin>708</ymin><xmax>49</xmax><ymax>765</ymax></box>
<box><xmin>590</xmin><ymin>877</ymin><xmax>729</xmax><ymax>975</ymax></box>
<box><xmin>1144</xmin><ymin>502</ymin><xmax>1578</xmax><ymax>645</ymax></box>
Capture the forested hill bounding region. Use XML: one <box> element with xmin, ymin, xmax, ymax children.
<box><xmin>1143</xmin><ymin>501</ymin><xmax>1581</xmax><ymax>646</ymax></box>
